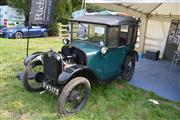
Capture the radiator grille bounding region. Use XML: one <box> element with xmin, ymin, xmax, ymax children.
<box><xmin>43</xmin><ymin>52</ymin><xmax>62</xmax><ymax>81</ymax></box>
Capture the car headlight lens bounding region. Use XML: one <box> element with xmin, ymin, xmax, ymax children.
<box><xmin>63</xmin><ymin>38</ymin><xmax>71</xmax><ymax>46</ymax></box>
<box><xmin>101</xmin><ymin>47</ymin><xmax>108</xmax><ymax>55</ymax></box>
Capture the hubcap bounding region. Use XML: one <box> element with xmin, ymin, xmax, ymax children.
<box><xmin>65</xmin><ymin>84</ymin><xmax>87</xmax><ymax>113</ymax></box>
<box><xmin>35</xmin><ymin>72</ymin><xmax>45</xmax><ymax>83</ymax></box>
<box><xmin>70</xmin><ymin>90</ymin><xmax>81</xmax><ymax>101</ymax></box>
<box><xmin>125</xmin><ymin>61</ymin><xmax>133</xmax><ymax>75</ymax></box>
<box><xmin>16</xmin><ymin>32</ymin><xmax>22</xmax><ymax>38</ymax></box>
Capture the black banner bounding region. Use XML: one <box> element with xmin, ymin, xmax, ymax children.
<box><xmin>29</xmin><ymin>0</ymin><xmax>56</xmax><ymax>25</ymax></box>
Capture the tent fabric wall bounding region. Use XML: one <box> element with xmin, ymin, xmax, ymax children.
<box><xmin>144</xmin><ymin>18</ymin><xmax>171</xmax><ymax>58</ymax></box>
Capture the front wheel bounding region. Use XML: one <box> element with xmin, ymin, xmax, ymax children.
<box><xmin>122</xmin><ymin>56</ymin><xmax>136</xmax><ymax>81</ymax></box>
<box><xmin>22</xmin><ymin>61</ymin><xmax>45</xmax><ymax>92</ymax></box>
<box><xmin>58</xmin><ymin>77</ymin><xmax>91</xmax><ymax>116</ymax></box>
<box><xmin>15</xmin><ymin>32</ymin><xmax>23</xmax><ymax>39</ymax></box>
<box><xmin>43</xmin><ymin>31</ymin><xmax>48</xmax><ymax>37</ymax></box>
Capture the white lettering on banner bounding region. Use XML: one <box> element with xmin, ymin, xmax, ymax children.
<box><xmin>47</xmin><ymin>0</ymin><xmax>52</xmax><ymax>21</ymax></box>
<box><xmin>35</xmin><ymin>0</ymin><xmax>45</xmax><ymax>21</ymax></box>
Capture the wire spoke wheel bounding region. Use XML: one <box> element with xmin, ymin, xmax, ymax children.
<box><xmin>58</xmin><ymin>77</ymin><xmax>91</xmax><ymax>116</ymax></box>
<box><xmin>124</xmin><ymin>61</ymin><xmax>133</xmax><ymax>76</ymax></box>
<box><xmin>65</xmin><ymin>84</ymin><xmax>87</xmax><ymax>113</ymax></box>
<box><xmin>122</xmin><ymin>56</ymin><xmax>135</xmax><ymax>81</ymax></box>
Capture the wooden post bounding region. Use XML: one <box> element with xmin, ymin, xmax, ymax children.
<box><xmin>138</xmin><ymin>15</ymin><xmax>148</xmax><ymax>53</ymax></box>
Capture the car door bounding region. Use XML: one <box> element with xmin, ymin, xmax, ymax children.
<box><xmin>103</xmin><ymin>47</ymin><xmax>128</xmax><ymax>78</ymax></box>
<box><xmin>87</xmin><ymin>46</ymin><xmax>128</xmax><ymax>81</ymax></box>
<box><xmin>99</xmin><ymin>25</ymin><xmax>133</xmax><ymax>80</ymax></box>
<box><xmin>22</xmin><ymin>26</ymin><xmax>33</xmax><ymax>37</ymax></box>
<box><xmin>29</xmin><ymin>26</ymin><xmax>42</xmax><ymax>37</ymax></box>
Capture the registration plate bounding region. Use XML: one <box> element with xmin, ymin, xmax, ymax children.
<box><xmin>43</xmin><ymin>82</ymin><xmax>60</xmax><ymax>96</ymax></box>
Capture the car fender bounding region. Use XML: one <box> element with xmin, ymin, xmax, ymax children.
<box><xmin>57</xmin><ymin>65</ymin><xmax>98</xmax><ymax>85</ymax></box>
<box><xmin>24</xmin><ymin>52</ymin><xmax>44</xmax><ymax>66</ymax></box>
<box><xmin>12</xmin><ymin>30</ymin><xmax>23</xmax><ymax>37</ymax></box>
<box><xmin>6</xmin><ymin>30</ymin><xmax>17</xmax><ymax>38</ymax></box>
<box><xmin>15</xmin><ymin>30</ymin><xmax>23</xmax><ymax>34</ymax></box>
<box><xmin>128</xmin><ymin>50</ymin><xmax>138</xmax><ymax>62</ymax></box>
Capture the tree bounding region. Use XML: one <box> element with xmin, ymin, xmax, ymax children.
<box><xmin>7</xmin><ymin>0</ymin><xmax>29</xmax><ymax>23</ymax></box>
<box><xmin>7</xmin><ymin>0</ymin><xmax>82</xmax><ymax>23</ymax></box>
<box><xmin>7</xmin><ymin>0</ymin><xmax>82</xmax><ymax>35</ymax></box>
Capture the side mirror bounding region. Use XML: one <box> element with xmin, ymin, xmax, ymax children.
<box><xmin>100</xmin><ymin>47</ymin><xmax>108</xmax><ymax>55</ymax></box>
<box><xmin>63</xmin><ymin>38</ymin><xmax>71</xmax><ymax>46</ymax></box>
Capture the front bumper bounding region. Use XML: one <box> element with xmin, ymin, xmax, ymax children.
<box><xmin>0</xmin><ymin>31</ymin><xmax>14</xmax><ymax>38</ymax></box>
<box><xmin>0</xmin><ymin>31</ymin><xmax>5</xmax><ymax>37</ymax></box>
<box><xmin>5</xmin><ymin>33</ymin><xmax>15</xmax><ymax>38</ymax></box>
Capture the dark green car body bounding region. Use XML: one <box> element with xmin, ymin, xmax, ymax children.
<box><xmin>22</xmin><ymin>15</ymin><xmax>140</xmax><ymax>116</ymax></box>
<box><xmin>23</xmin><ymin>15</ymin><xmax>139</xmax><ymax>84</ymax></box>
<box><xmin>71</xmin><ymin>40</ymin><xmax>134</xmax><ymax>80</ymax></box>
<box><xmin>66</xmin><ymin>15</ymin><xmax>139</xmax><ymax>82</ymax></box>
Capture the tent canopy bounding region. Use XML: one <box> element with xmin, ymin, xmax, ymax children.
<box><xmin>85</xmin><ymin>0</ymin><xmax>180</xmax><ymax>17</ymax></box>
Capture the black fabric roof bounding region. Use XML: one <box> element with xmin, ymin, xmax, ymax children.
<box><xmin>71</xmin><ymin>15</ymin><xmax>139</xmax><ymax>26</ymax></box>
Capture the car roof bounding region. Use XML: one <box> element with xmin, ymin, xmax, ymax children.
<box><xmin>71</xmin><ymin>15</ymin><xmax>139</xmax><ymax>26</ymax></box>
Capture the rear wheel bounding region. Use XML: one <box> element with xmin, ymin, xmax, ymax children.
<box><xmin>58</xmin><ymin>77</ymin><xmax>91</xmax><ymax>116</ymax></box>
<box><xmin>122</xmin><ymin>56</ymin><xmax>136</xmax><ymax>81</ymax></box>
<box><xmin>22</xmin><ymin>61</ymin><xmax>45</xmax><ymax>92</ymax></box>
<box><xmin>43</xmin><ymin>31</ymin><xmax>48</xmax><ymax>37</ymax></box>
<box><xmin>15</xmin><ymin>32</ymin><xmax>23</xmax><ymax>39</ymax></box>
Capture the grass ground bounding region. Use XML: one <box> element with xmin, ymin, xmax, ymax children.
<box><xmin>0</xmin><ymin>37</ymin><xmax>180</xmax><ymax>120</ymax></box>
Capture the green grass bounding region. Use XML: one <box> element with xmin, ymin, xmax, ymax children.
<box><xmin>0</xmin><ymin>37</ymin><xmax>180</xmax><ymax>120</ymax></box>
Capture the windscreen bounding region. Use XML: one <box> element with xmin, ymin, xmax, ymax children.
<box><xmin>72</xmin><ymin>22</ymin><xmax>106</xmax><ymax>46</ymax></box>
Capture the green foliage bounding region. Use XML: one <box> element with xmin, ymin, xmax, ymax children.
<box><xmin>48</xmin><ymin>23</ymin><xmax>60</xmax><ymax>36</ymax></box>
<box><xmin>0</xmin><ymin>37</ymin><xmax>180</xmax><ymax>120</ymax></box>
<box><xmin>7</xmin><ymin>0</ymin><xmax>81</xmax><ymax>23</ymax></box>
<box><xmin>7</xmin><ymin>0</ymin><xmax>29</xmax><ymax>17</ymax></box>
<box><xmin>86</xmin><ymin>4</ymin><xmax>107</xmax><ymax>12</ymax></box>
<box><xmin>6</xmin><ymin>0</ymin><xmax>105</xmax><ymax>36</ymax></box>
<box><xmin>7</xmin><ymin>0</ymin><xmax>82</xmax><ymax>35</ymax></box>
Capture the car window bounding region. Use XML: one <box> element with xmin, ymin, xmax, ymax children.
<box><xmin>119</xmin><ymin>25</ymin><xmax>128</xmax><ymax>46</ymax></box>
<box><xmin>127</xmin><ymin>26</ymin><xmax>134</xmax><ymax>44</ymax></box>
<box><xmin>16</xmin><ymin>24</ymin><xmax>25</xmax><ymax>28</ymax></box>
<box><xmin>121</xmin><ymin>25</ymin><xmax>128</xmax><ymax>32</ymax></box>
<box><xmin>72</xmin><ymin>22</ymin><xmax>105</xmax><ymax>46</ymax></box>
<box><xmin>106</xmin><ymin>27</ymin><xmax>119</xmax><ymax>48</ymax></box>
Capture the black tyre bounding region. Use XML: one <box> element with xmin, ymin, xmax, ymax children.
<box><xmin>43</xmin><ymin>31</ymin><xmax>48</xmax><ymax>37</ymax></box>
<box><xmin>22</xmin><ymin>61</ymin><xmax>45</xmax><ymax>92</ymax></box>
<box><xmin>122</xmin><ymin>56</ymin><xmax>136</xmax><ymax>81</ymax></box>
<box><xmin>58</xmin><ymin>77</ymin><xmax>91</xmax><ymax>116</ymax></box>
<box><xmin>15</xmin><ymin>32</ymin><xmax>23</xmax><ymax>39</ymax></box>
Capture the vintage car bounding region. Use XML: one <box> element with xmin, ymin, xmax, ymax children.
<box><xmin>22</xmin><ymin>15</ymin><xmax>139</xmax><ymax>116</ymax></box>
<box><xmin>0</xmin><ymin>24</ymin><xmax>48</xmax><ymax>39</ymax></box>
